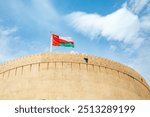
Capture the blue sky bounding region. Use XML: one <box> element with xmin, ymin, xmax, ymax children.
<box><xmin>0</xmin><ymin>0</ymin><xmax>150</xmax><ymax>85</ymax></box>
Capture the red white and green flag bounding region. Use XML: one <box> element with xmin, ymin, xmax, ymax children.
<box><xmin>52</xmin><ymin>34</ymin><xmax>74</xmax><ymax>48</ymax></box>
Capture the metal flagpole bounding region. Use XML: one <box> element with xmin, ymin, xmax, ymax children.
<box><xmin>50</xmin><ymin>32</ymin><xmax>53</xmax><ymax>52</ymax></box>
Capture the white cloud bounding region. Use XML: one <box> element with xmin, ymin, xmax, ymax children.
<box><xmin>127</xmin><ymin>0</ymin><xmax>149</xmax><ymax>14</ymax></box>
<box><xmin>67</xmin><ymin>7</ymin><xmax>143</xmax><ymax>48</ymax></box>
<box><xmin>67</xmin><ymin>0</ymin><xmax>150</xmax><ymax>49</ymax></box>
<box><xmin>140</xmin><ymin>15</ymin><xmax>150</xmax><ymax>30</ymax></box>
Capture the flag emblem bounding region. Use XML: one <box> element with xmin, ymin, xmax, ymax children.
<box><xmin>52</xmin><ymin>34</ymin><xmax>74</xmax><ymax>48</ymax></box>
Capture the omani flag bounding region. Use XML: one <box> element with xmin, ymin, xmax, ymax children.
<box><xmin>52</xmin><ymin>34</ymin><xmax>74</xmax><ymax>48</ymax></box>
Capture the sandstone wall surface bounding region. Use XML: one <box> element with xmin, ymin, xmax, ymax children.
<box><xmin>0</xmin><ymin>53</ymin><xmax>149</xmax><ymax>99</ymax></box>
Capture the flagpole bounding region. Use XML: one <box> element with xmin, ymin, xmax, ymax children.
<box><xmin>50</xmin><ymin>32</ymin><xmax>53</xmax><ymax>52</ymax></box>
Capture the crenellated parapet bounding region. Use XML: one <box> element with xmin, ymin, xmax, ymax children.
<box><xmin>0</xmin><ymin>52</ymin><xmax>149</xmax><ymax>99</ymax></box>
<box><xmin>0</xmin><ymin>52</ymin><xmax>149</xmax><ymax>91</ymax></box>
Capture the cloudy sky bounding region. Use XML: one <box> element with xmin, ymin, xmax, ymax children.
<box><xmin>0</xmin><ymin>0</ymin><xmax>150</xmax><ymax>85</ymax></box>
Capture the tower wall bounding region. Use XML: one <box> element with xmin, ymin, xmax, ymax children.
<box><xmin>0</xmin><ymin>53</ymin><xmax>149</xmax><ymax>99</ymax></box>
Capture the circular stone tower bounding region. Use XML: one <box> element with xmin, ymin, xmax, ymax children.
<box><xmin>0</xmin><ymin>53</ymin><xmax>149</xmax><ymax>99</ymax></box>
